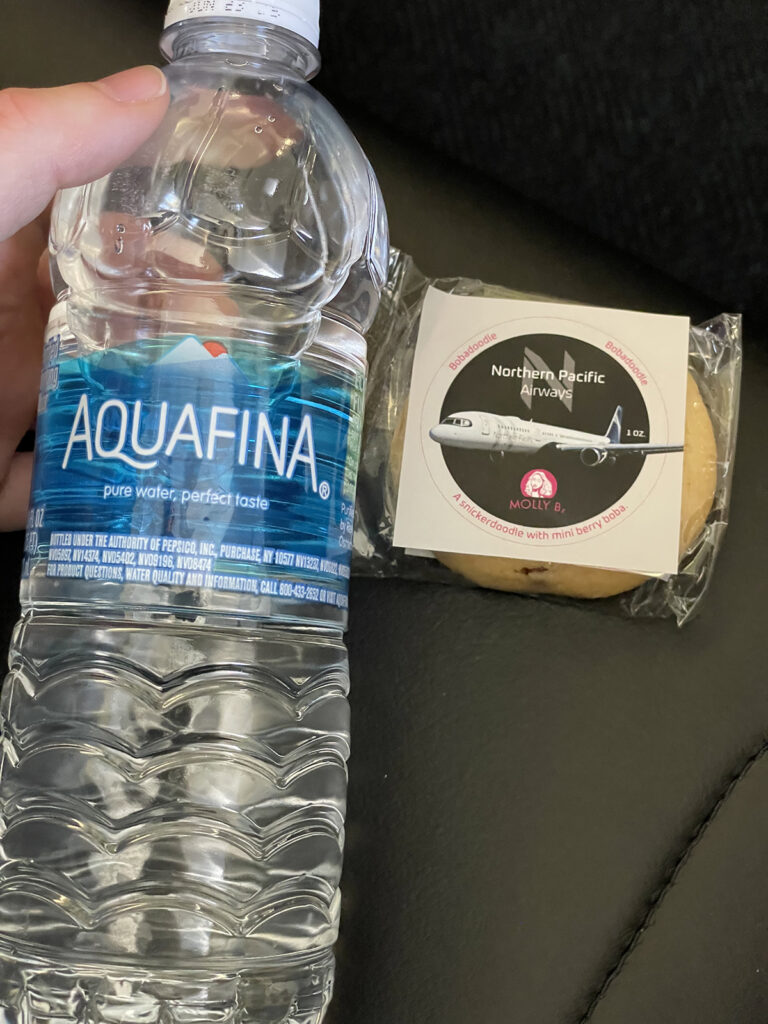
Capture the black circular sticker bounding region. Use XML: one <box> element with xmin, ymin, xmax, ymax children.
<box><xmin>436</xmin><ymin>334</ymin><xmax>650</xmax><ymax>528</ymax></box>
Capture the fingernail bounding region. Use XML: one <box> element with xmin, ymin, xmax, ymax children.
<box><xmin>95</xmin><ymin>65</ymin><xmax>167</xmax><ymax>103</ymax></box>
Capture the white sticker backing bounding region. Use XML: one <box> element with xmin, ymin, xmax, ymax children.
<box><xmin>393</xmin><ymin>289</ymin><xmax>690</xmax><ymax>577</ymax></box>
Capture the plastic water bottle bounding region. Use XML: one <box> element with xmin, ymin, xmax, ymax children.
<box><xmin>0</xmin><ymin>2</ymin><xmax>387</xmax><ymax>1021</ymax></box>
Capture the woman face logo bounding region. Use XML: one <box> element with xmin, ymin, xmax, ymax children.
<box><xmin>521</xmin><ymin>469</ymin><xmax>557</xmax><ymax>498</ymax></box>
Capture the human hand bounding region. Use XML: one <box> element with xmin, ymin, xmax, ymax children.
<box><xmin>0</xmin><ymin>66</ymin><xmax>170</xmax><ymax>531</ymax></box>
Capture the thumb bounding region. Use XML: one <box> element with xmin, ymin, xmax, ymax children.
<box><xmin>0</xmin><ymin>67</ymin><xmax>169</xmax><ymax>241</ymax></box>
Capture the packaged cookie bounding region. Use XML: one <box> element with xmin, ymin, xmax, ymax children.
<box><xmin>353</xmin><ymin>250</ymin><xmax>741</xmax><ymax>625</ymax></box>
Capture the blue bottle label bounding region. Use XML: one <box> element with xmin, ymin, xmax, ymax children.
<box><xmin>24</xmin><ymin>330</ymin><xmax>363</xmax><ymax>614</ymax></box>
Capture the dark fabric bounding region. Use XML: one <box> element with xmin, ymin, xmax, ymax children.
<box><xmin>317</xmin><ymin>0</ymin><xmax>768</xmax><ymax>316</ymax></box>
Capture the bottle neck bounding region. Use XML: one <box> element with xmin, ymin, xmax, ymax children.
<box><xmin>160</xmin><ymin>19</ymin><xmax>320</xmax><ymax>80</ymax></box>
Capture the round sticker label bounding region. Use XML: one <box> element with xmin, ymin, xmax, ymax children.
<box><xmin>393</xmin><ymin>290</ymin><xmax>689</xmax><ymax>577</ymax></box>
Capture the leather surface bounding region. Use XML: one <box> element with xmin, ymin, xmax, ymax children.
<box><xmin>1</xmin><ymin>4</ymin><xmax>767</xmax><ymax>1022</ymax></box>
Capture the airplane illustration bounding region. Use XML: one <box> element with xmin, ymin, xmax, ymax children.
<box><xmin>429</xmin><ymin>406</ymin><xmax>683</xmax><ymax>466</ymax></box>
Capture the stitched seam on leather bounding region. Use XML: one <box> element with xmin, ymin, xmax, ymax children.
<box><xmin>577</xmin><ymin>737</ymin><xmax>768</xmax><ymax>1023</ymax></box>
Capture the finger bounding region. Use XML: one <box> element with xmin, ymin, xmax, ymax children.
<box><xmin>0</xmin><ymin>67</ymin><xmax>169</xmax><ymax>241</ymax></box>
<box><xmin>0</xmin><ymin>70</ymin><xmax>169</xmax><ymax>460</ymax></box>
<box><xmin>37</xmin><ymin>248</ymin><xmax>56</xmax><ymax>321</ymax></box>
<box><xmin>0</xmin><ymin>452</ymin><xmax>33</xmax><ymax>532</ymax></box>
<box><xmin>0</xmin><ymin>218</ymin><xmax>50</xmax><ymax>451</ymax></box>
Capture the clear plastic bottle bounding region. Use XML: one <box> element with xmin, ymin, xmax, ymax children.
<box><xmin>0</xmin><ymin>2</ymin><xmax>387</xmax><ymax>1021</ymax></box>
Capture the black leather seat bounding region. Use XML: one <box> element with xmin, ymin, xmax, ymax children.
<box><xmin>1</xmin><ymin>3</ymin><xmax>766</xmax><ymax>1021</ymax></box>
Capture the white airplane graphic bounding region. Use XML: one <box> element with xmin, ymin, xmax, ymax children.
<box><xmin>429</xmin><ymin>406</ymin><xmax>682</xmax><ymax>466</ymax></box>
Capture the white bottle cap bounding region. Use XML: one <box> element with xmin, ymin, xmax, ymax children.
<box><xmin>165</xmin><ymin>1</ymin><xmax>320</xmax><ymax>49</ymax></box>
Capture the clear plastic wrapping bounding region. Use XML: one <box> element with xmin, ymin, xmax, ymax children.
<box><xmin>353</xmin><ymin>250</ymin><xmax>742</xmax><ymax>625</ymax></box>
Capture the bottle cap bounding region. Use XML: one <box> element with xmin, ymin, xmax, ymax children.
<box><xmin>165</xmin><ymin>1</ymin><xmax>320</xmax><ymax>49</ymax></box>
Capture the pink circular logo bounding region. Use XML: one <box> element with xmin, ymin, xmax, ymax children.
<box><xmin>521</xmin><ymin>469</ymin><xmax>558</xmax><ymax>499</ymax></box>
